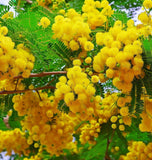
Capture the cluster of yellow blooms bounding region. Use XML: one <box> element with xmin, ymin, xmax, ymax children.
<box><xmin>37</xmin><ymin>0</ymin><xmax>65</xmax><ymax>9</ymax></box>
<box><xmin>52</xmin><ymin>9</ymin><xmax>93</xmax><ymax>51</ymax></box>
<box><xmin>139</xmin><ymin>97</ymin><xmax>152</xmax><ymax>132</ymax></box>
<box><xmin>0</xmin><ymin>26</ymin><xmax>35</xmax><ymax>80</ymax></box>
<box><xmin>12</xmin><ymin>91</ymin><xmax>76</xmax><ymax>156</ymax></box>
<box><xmin>52</xmin><ymin>0</ymin><xmax>113</xmax><ymax>52</ymax></box>
<box><xmin>110</xmin><ymin>95</ymin><xmax>132</xmax><ymax>131</ymax></box>
<box><xmin>0</xmin><ymin>79</ymin><xmax>25</xmax><ymax>91</ymax></box>
<box><xmin>94</xmin><ymin>20</ymin><xmax>144</xmax><ymax>93</ymax></box>
<box><xmin>119</xmin><ymin>141</ymin><xmax>152</xmax><ymax>160</ymax></box>
<box><xmin>79</xmin><ymin>119</ymin><xmax>100</xmax><ymax>145</ymax></box>
<box><xmin>137</xmin><ymin>0</ymin><xmax>152</xmax><ymax>37</ymax></box>
<box><xmin>37</xmin><ymin>0</ymin><xmax>52</xmax><ymax>6</ymax></box>
<box><xmin>0</xmin><ymin>129</ymin><xmax>29</xmax><ymax>156</ymax></box>
<box><xmin>1</xmin><ymin>12</ymin><xmax>14</xmax><ymax>19</ymax></box>
<box><xmin>82</xmin><ymin>0</ymin><xmax>113</xmax><ymax>29</ymax></box>
<box><xmin>54</xmin><ymin>59</ymin><xmax>103</xmax><ymax>121</ymax></box>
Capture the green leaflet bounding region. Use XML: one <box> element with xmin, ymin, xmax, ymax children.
<box><xmin>0</xmin><ymin>118</ymin><xmax>9</xmax><ymax>131</ymax></box>
<box><xmin>0</xmin><ymin>5</ymin><xmax>10</xmax><ymax>17</ymax></box>
<box><xmin>80</xmin><ymin>134</ymin><xmax>107</xmax><ymax>160</ymax></box>
<box><xmin>69</xmin><ymin>0</ymin><xmax>84</xmax><ymax>11</ymax></box>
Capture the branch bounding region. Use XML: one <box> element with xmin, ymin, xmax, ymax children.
<box><xmin>0</xmin><ymin>86</ymin><xmax>55</xmax><ymax>95</ymax></box>
<box><xmin>13</xmin><ymin>71</ymin><xmax>67</xmax><ymax>79</ymax></box>
<box><xmin>105</xmin><ymin>130</ymin><xmax>115</xmax><ymax>160</ymax></box>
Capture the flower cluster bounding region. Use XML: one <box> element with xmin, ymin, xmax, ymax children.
<box><xmin>52</xmin><ymin>9</ymin><xmax>92</xmax><ymax>51</ymax></box>
<box><xmin>82</xmin><ymin>0</ymin><xmax>113</xmax><ymax>29</ymax></box>
<box><xmin>13</xmin><ymin>91</ymin><xmax>75</xmax><ymax>156</ymax></box>
<box><xmin>1</xmin><ymin>12</ymin><xmax>14</xmax><ymax>19</ymax></box>
<box><xmin>94</xmin><ymin>20</ymin><xmax>144</xmax><ymax>93</ymax></box>
<box><xmin>120</xmin><ymin>141</ymin><xmax>152</xmax><ymax>160</ymax></box>
<box><xmin>52</xmin><ymin>0</ymin><xmax>113</xmax><ymax>52</ymax></box>
<box><xmin>79</xmin><ymin>119</ymin><xmax>100</xmax><ymax>145</ymax></box>
<box><xmin>97</xmin><ymin>93</ymin><xmax>118</xmax><ymax>124</ymax></box>
<box><xmin>37</xmin><ymin>0</ymin><xmax>65</xmax><ymax>9</ymax></box>
<box><xmin>139</xmin><ymin>97</ymin><xmax>152</xmax><ymax>132</ymax></box>
<box><xmin>0</xmin><ymin>27</ymin><xmax>35</xmax><ymax>80</ymax></box>
<box><xmin>0</xmin><ymin>129</ymin><xmax>29</xmax><ymax>156</ymax></box>
<box><xmin>54</xmin><ymin>60</ymin><xmax>102</xmax><ymax>122</ymax></box>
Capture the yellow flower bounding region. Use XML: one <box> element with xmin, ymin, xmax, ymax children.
<box><xmin>69</xmin><ymin>40</ymin><xmax>79</xmax><ymax>51</ymax></box>
<box><xmin>0</xmin><ymin>26</ymin><xmax>8</xmax><ymax>35</ymax></box>
<box><xmin>120</xmin><ymin>107</ymin><xmax>129</xmax><ymax>116</ymax></box>
<box><xmin>85</xmin><ymin>57</ymin><xmax>92</xmax><ymax>64</ymax></box>
<box><xmin>138</xmin><ymin>12</ymin><xmax>150</xmax><ymax>24</ymax></box>
<box><xmin>34</xmin><ymin>143</ymin><xmax>39</xmax><ymax>148</ymax></box>
<box><xmin>59</xmin><ymin>76</ymin><xmax>67</xmax><ymax>83</ymax></box>
<box><xmin>111</xmin><ymin>123</ymin><xmax>117</xmax><ymax>129</ymax></box>
<box><xmin>91</xmin><ymin>75</ymin><xmax>99</xmax><ymax>83</ymax></box>
<box><xmin>73</xmin><ymin>59</ymin><xmax>81</xmax><ymax>66</ymax></box>
<box><xmin>106</xmin><ymin>57</ymin><xmax>116</xmax><ymax>68</ymax></box>
<box><xmin>110</xmin><ymin>116</ymin><xmax>118</xmax><ymax>123</ymax></box>
<box><xmin>64</xmin><ymin>92</ymin><xmax>74</xmax><ymax>105</ymax></box>
<box><xmin>115</xmin><ymin>146</ymin><xmax>119</xmax><ymax>151</ymax></box>
<box><xmin>119</xmin><ymin>124</ymin><xmax>125</xmax><ymax>131</ymax></box>
<box><xmin>106</xmin><ymin>68</ymin><xmax>114</xmax><ymax>78</ymax></box>
<box><xmin>84</xmin><ymin>41</ymin><xmax>94</xmax><ymax>51</ymax></box>
<box><xmin>39</xmin><ymin>17</ymin><xmax>50</xmax><ymax>28</ymax></box>
<box><xmin>143</xmin><ymin>0</ymin><xmax>152</xmax><ymax>9</ymax></box>
<box><xmin>58</xmin><ymin>9</ymin><xmax>65</xmax><ymax>15</ymax></box>
<box><xmin>1</xmin><ymin>12</ymin><xmax>13</xmax><ymax>19</ymax></box>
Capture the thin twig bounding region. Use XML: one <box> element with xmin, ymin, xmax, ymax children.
<box><xmin>13</xmin><ymin>71</ymin><xmax>67</xmax><ymax>79</ymax></box>
<box><xmin>15</xmin><ymin>79</ymin><xmax>19</xmax><ymax>91</ymax></box>
<box><xmin>36</xmin><ymin>90</ymin><xmax>42</xmax><ymax>101</ymax></box>
<box><xmin>105</xmin><ymin>130</ymin><xmax>115</xmax><ymax>160</ymax></box>
<box><xmin>0</xmin><ymin>86</ymin><xmax>55</xmax><ymax>95</ymax></box>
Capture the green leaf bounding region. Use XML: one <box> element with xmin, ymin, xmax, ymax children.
<box><xmin>80</xmin><ymin>133</ymin><xmax>107</xmax><ymax>160</ymax></box>
<box><xmin>0</xmin><ymin>118</ymin><xmax>9</xmax><ymax>130</ymax></box>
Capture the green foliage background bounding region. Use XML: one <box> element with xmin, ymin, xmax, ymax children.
<box><xmin>0</xmin><ymin>0</ymin><xmax>152</xmax><ymax>159</ymax></box>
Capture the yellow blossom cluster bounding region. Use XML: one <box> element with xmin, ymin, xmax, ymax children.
<box><xmin>24</xmin><ymin>155</ymin><xmax>41</xmax><ymax>160</ymax></box>
<box><xmin>136</xmin><ymin>0</ymin><xmax>152</xmax><ymax>37</ymax></box>
<box><xmin>97</xmin><ymin>93</ymin><xmax>118</xmax><ymax>124</ymax></box>
<box><xmin>110</xmin><ymin>95</ymin><xmax>132</xmax><ymax>131</ymax></box>
<box><xmin>119</xmin><ymin>141</ymin><xmax>152</xmax><ymax>160</ymax></box>
<box><xmin>79</xmin><ymin>119</ymin><xmax>100</xmax><ymax>145</ymax></box>
<box><xmin>12</xmin><ymin>91</ymin><xmax>75</xmax><ymax>156</ymax></box>
<box><xmin>0</xmin><ymin>26</ymin><xmax>35</xmax><ymax>80</ymax></box>
<box><xmin>82</xmin><ymin>0</ymin><xmax>113</xmax><ymax>29</ymax></box>
<box><xmin>0</xmin><ymin>79</ymin><xmax>25</xmax><ymax>91</ymax></box>
<box><xmin>93</xmin><ymin>20</ymin><xmax>144</xmax><ymax>93</ymax></box>
<box><xmin>139</xmin><ymin>97</ymin><xmax>152</xmax><ymax>132</ymax></box>
<box><xmin>37</xmin><ymin>0</ymin><xmax>65</xmax><ymax>9</ymax></box>
<box><xmin>36</xmin><ymin>0</ymin><xmax>52</xmax><ymax>6</ymax></box>
<box><xmin>52</xmin><ymin>0</ymin><xmax>114</xmax><ymax>52</ymax></box>
<box><xmin>54</xmin><ymin>61</ymin><xmax>103</xmax><ymax>121</ymax></box>
<box><xmin>52</xmin><ymin>9</ymin><xmax>93</xmax><ymax>51</ymax></box>
<box><xmin>1</xmin><ymin>12</ymin><xmax>14</xmax><ymax>19</ymax></box>
<box><xmin>0</xmin><ymin>129</ymin><xmax>29</xmax><ymax>156</ymax></box>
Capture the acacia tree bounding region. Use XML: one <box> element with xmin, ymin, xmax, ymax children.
<box><xmin>0</xmin><ymin>0</ymin><xmax>152</xmax><ymax>159</ymax></box>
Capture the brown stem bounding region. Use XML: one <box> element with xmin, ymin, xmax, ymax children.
<box><xmin>0</xmin><ymin>86</ymin><xmax>55</xmax><ymax>95</ymax></box>
<box><xmin>105</xmin><ymin>130</ymin><xmax>115</xmax><ymax>160</ymax></box>
<box><xmin>105</xmin><ymin>138</ymin><xmax>112</xmax><ymax>160</ymax></box>
<box><xmin>13</xmin><ymin>71</ymin><xmax>67</xmax><ymax>79</ymax></box>
<box><xmin>36</xmin><ymin>90</ymin><xmax>42</xmax><ymax>101</ymax></box>
<box><xmin>15</xmin><ymin>79</ymin><xmax>19</xmax><ymax>90</ymax></box>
